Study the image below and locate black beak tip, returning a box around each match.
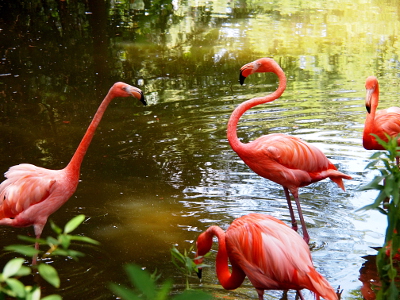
[366,105,370,114]
[196,268,202,279]
[239,73,246,85]
[140,92,147,106]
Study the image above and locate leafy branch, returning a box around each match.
[0,214,99,300]
[109,263,212,300]
[359,134,400,299]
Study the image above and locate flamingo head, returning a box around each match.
[239,57,283,85]
[194,230,214,278]
[112,82,147,106]
[365,76,378,114]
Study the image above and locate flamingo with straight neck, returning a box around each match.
[0,82,146,264]
[195,213,338,300]
[228,58,352,243]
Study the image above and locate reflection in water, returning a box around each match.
[1,0,399,299]
[359,254,380,300]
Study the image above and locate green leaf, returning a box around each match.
[38,264,60,288]
[357,190,389,212]
[69,235,100,245]
[108,283,141,300]
[50,249,70,256]
[46,236,60,247]
[5,278,26,298]
[59,234,71,249]
[387,267,397,280]
[387,280,399,299]
[50,220,62,235]
[17,235,47,245]
[64,214,85,234]
[364,158,381,170]
[125,264,156,299]
[41,295,63,300]
[384,176,394,195]
[51,248,85,260]
[369,151,385,160]
[155,279,173,300]
[358,175,385,191]
[171,247,185,265]
[2,258,25,279]
[27,285,41,300]
[4,245,39,257]
[62,249,85,258]
[13,265,31,277]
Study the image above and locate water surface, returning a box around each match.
[0,0,398,299]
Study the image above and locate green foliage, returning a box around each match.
[0,215,98,300]
[109,263,212,300]
[360,134,400,299]
[170,245,207,290]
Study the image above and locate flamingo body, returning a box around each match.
[0,165,72,233]
[228,58,352,243]
[237,133,347,194]
[363,76,400,150]
[0,82,146,263]
[195,213,338,300]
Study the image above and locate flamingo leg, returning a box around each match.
[256,289,264,300]
[284,187,298,232]
[32,224,43,265]
[32,238,39,265]
[293,194,310,244]
[296,290,305,300]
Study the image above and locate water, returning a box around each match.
[0,0,398,299]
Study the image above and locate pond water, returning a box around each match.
[1,0,399,299]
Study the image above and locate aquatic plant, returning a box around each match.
[109,263,212,300]
[360,134,400,299]
[0,214,98,300]
[170,245,209,290]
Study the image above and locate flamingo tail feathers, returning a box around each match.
[307,268,338,300]
[326,170,352,191]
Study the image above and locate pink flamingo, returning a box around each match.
[363,76,400,161]
[0,82,146,263]
[228,58,352,243]
[195,213,338,300]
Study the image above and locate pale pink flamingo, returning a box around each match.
[228,58,352,243]
[0,82,146,263]
[195,213,338,300]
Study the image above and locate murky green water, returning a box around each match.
[1,0,399,299]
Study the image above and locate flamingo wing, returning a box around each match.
[374,113,400,138]
[0,164,57,218]
[261,134,332,172]
[226,214,312,290]
[242,133,343,188]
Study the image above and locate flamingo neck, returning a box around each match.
[227,68,287,153]
[207,226,246,290]
[65,91,115,175]
[368,85,379,120]
[363,85,379,146]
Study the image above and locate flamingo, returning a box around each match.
[195,213,338,300]
[0,82,146,264]
[363,76,400,161]
[228,58,352,243]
